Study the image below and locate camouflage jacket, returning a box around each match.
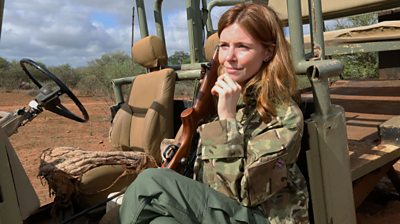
[193,95,309,222]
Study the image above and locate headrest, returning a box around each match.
[204,32,220,61]
[131,35,168,68]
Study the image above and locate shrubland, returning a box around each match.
[0,50,193,99]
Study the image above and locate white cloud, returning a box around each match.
[0,0,138,67]
[0,0,224,67]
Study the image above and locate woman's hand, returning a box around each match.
[211,73,242,120]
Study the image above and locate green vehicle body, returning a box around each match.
[1,0,399,223]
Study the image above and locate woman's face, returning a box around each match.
[218,22,269,86]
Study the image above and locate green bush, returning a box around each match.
[330,13,378,79]
[168,51,190,65]
[49,64,81,88]
[0,50,194,97]
[75,74,108,96]
[0,60,27,90]
[333,53,378,79]
[75,51,144,97]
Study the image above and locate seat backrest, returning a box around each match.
[110,35,176,164]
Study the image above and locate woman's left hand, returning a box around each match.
[211,73,242,120]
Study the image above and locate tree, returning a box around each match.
[168,51,190,65]
[0,59,28,90]
[0,57,11,70]
[76,51,145,97]
[334,13,377,29]
[330,13,378,79]
[48,64,80,88]
[89,51,132,67]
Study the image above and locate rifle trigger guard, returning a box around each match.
[200,63,210,79]
[162,144,180,163]
[201,63,211,70]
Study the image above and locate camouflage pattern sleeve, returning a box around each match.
[196,100,304,207]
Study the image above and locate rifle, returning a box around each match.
[162,49,220,173]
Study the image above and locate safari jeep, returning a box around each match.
[1,0,400,223]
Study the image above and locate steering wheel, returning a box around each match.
[20,58,89,123]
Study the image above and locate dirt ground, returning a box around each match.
[1,89,400,223]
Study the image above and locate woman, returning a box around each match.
[119,2,308,224]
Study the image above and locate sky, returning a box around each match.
[0,1,323,68]
[0,0,226,67]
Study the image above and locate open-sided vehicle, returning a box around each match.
[1,0,400,223]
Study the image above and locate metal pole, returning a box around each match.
[131,6,135,47]
[287,0,306,68]
[0,0,4,40]
[206,0,245,36]
[136,0,149,38]
[309,0,326,59]
[186,0,205,63]
[154,0,167,52]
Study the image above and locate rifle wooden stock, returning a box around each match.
[162,51,220,171]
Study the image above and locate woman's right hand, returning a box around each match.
[211,73,242,120]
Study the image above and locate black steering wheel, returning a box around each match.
[20,58,89,123]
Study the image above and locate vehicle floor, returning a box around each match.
[23,202,105,224]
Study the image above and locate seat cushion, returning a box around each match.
[77,165,135,209]
[38,147,158,211]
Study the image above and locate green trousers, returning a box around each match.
[119,168,266,224]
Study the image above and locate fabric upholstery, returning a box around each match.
[77,165,137,209]
[109,103,133,151]
[110,68,176,164]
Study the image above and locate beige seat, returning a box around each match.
[204,32,220,61]
[109,35,175,164]
[40,35,176,211]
